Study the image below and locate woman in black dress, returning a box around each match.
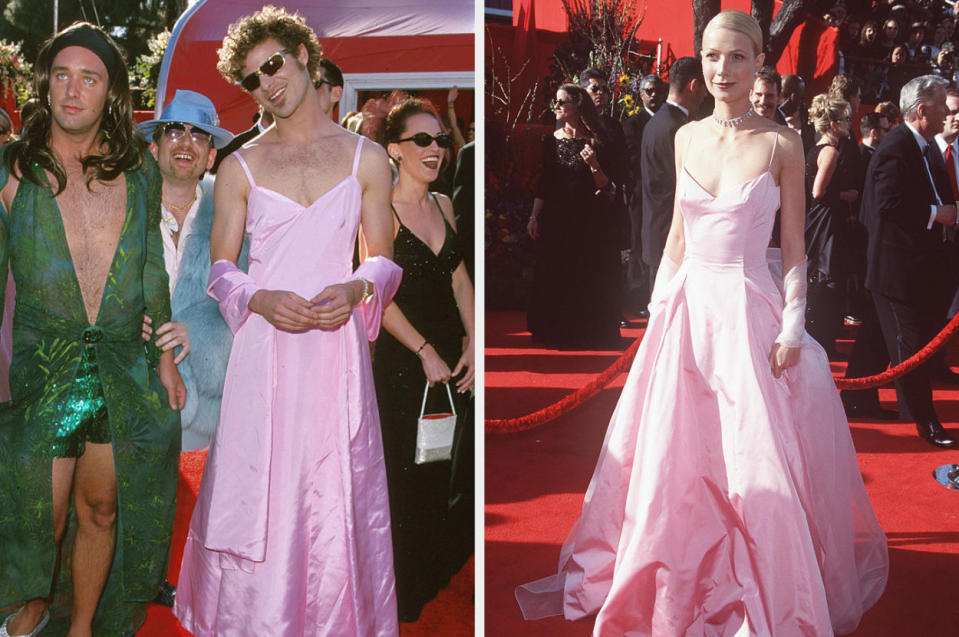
[526,84,620,349]
[805,93,859,355]
[374,98,475,622]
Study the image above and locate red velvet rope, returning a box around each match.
[485,312,959,435]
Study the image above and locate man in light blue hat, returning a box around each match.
[138,89,242,454]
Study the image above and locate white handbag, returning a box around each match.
[414,382,457,464]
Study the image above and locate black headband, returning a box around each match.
[48,24,120,81]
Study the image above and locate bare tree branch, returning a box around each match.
[692,0,721,55]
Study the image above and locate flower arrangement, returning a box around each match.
[0,40,33,106]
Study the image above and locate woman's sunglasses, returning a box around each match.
[397,132,453,149]
[240,50,289,92]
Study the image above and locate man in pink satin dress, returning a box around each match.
[173,6,402,636]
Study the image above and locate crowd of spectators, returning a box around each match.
[835,0,959,103]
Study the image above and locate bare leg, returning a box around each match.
[5,457,76,634]
[67,442,117,637]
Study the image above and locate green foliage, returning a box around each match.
[0,0,186,106]
[131,29,170,109]
[0,39,32,105]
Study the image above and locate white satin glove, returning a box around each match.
[648,253,681,310]
[775,257,807,348]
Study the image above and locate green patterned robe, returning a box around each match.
[0,151,180,636]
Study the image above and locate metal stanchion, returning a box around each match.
[932,464,959,491]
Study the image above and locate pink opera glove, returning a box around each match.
[207,259,261,333]
[648,252,681,310]
[352,256,402,341]
[776,257,808,348]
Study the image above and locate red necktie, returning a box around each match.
[947,143,959,201]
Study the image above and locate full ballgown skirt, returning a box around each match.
[516,167,888,636]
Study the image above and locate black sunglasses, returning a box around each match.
[240,50,289,92]
[162,122,213,145]
[551,98,574,109]
[397,132,453,149]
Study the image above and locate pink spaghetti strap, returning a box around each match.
[681,132,694,171]
[233,153,256,187]
[351,137,364,177]
[768,130,779,170]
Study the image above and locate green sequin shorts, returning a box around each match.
[51,340,109,458]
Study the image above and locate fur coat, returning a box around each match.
[172,176,248,450]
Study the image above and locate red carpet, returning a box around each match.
[486,311,959,636]
[137,451,474,636]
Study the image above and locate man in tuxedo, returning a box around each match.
[316,57,344,120]
[622,74,665,315]
[579,67,630,324]
[861,74,958,447]
[750,65,786,124]
[641,57,706,288]
[841,111,896,420]
[781,73,814,153]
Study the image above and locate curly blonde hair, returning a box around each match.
[809,93,850,134]
[217,5,323,85]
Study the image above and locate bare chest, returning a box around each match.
[55,173,128,323]
[252,143,353,207]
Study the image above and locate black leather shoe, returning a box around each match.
[154,581,176,607]
[619,319,630,328]
[916,420,957,448]
[843,402,900,421]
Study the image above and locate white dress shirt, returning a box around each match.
[159,184,202,294]
[904,121,943,229]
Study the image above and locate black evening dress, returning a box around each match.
[805,142,846,353]
[527,135,620,349]
[373,196,471,622]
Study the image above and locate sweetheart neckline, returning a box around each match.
[682,168,777,200]
[251,174,358,209]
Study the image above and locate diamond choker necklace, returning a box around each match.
[713,108,756,128]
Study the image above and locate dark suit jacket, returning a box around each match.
[452,141,474,281]
[640,103,687,267]
[862,123,950,302]
[212,124,261,174]
[622,107,654,204]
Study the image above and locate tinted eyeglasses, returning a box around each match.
[162,122,213,145]
[587,84,608,94]
[551,98,574,109]
[397,132,453,149]
[240,50,289,92]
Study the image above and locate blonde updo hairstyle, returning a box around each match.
[809,93,850,134]
[703,10,764,57]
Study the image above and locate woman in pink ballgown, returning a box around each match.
[516,10,888,636]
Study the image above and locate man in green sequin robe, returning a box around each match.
[0,23,185,637]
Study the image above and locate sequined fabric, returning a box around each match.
[50,327,109,458]
[373,197,470,620]
[0,151,180,637]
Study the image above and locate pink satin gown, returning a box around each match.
[174,137,401,636]
[516,142,889,636]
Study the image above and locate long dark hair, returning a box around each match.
[557,83,608,149]
[5,22,144,195]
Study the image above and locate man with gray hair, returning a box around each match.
[861,74,958,447]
